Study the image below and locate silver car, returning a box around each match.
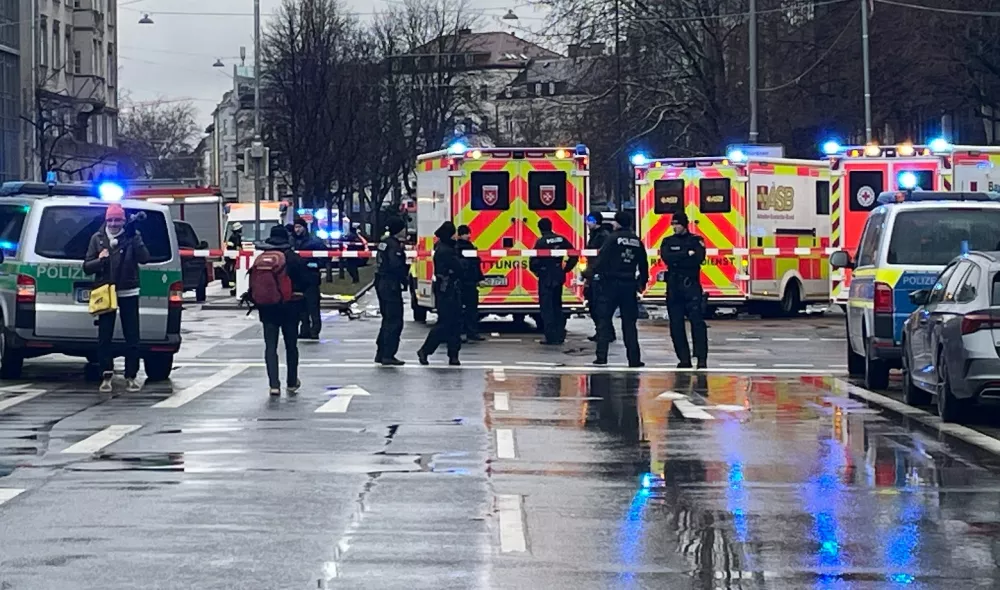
[902,251,1000,422]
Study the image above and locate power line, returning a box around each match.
[759,8,859,92]
[873,0,1000,17]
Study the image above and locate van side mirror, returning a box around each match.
[829,250,854,269]
[197,240,209,250]
[909,289,930,306]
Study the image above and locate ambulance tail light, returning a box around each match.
[961,310,1000,335]
[874,282,893,314]
[168,281,184,308]
[15,274,35,303]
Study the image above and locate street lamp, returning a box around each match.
[213,58,225,68]
[138,13,154,24]
[502,9,518,20]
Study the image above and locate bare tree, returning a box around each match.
[117,97,200,179]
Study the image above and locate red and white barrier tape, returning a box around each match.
[180,247,839,259]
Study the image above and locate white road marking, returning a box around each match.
[497,494,527,553]
[772,337,809,342]
[821,337,847,342]
[656,390,687,401]
[0,488,25,506]
[775,363,815,368]
[718,362,758,368]
[494,392,510,411]
[174,341,218,359]
[491,338,523,342]
[708,404,747,412]
[674,400,715,420]
[516,361,559,367]
[493,368,506,381]
[61,424,143,454]
[315,385,371,414]
[828,364,848,369]
[173,361,836,374]
[0,384,48,412]
[496,429,516,459]
[726,337,761,342]
[152,364,250,408]
[345,359,373,364]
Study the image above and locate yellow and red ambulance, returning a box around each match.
[413,144,590,322]
[634,153,831,315]
[821,141,949,306]
[947,144,1000,192]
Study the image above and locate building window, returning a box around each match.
[40,16,48,67]
[548,82,555,95]
[66,30,72,71]
[53,22,61,69]
[534,82,541,95]
[73,50,81,73]
[107,43,115,86]
[73,0,80,7]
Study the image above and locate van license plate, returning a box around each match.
[483,276,507,287]
[75,288,90,303]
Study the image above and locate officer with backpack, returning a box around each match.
[374,217,409,366]
[417,221,463,366]
[246,225,309,396]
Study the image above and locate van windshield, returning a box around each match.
[35,206,172,262]
[226,220,275,243]
[887,208,1000,266]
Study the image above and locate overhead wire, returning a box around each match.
[872,0,1000,17]
[759,8,859,92]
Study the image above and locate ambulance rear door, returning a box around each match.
[637,165,684,300]
[686,163,748,302]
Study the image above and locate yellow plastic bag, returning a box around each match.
[88,283,118,315]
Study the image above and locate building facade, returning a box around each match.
[21,0,119,181]
[0,0,19,182]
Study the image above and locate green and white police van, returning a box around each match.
[0,181,183,381]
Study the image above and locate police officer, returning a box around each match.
[584,211,613,342]
[587,211,647,367]
[374,217,409,366]
[660,211,708,369]
[417,222,464,366]
[529,218,578,345]
[291,217,326,339]
[455,224,485,342]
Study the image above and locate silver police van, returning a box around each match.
[0,182,183,380]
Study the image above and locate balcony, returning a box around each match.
[72,74,106,104]
[72,9,105,31]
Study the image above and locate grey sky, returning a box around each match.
[117,0,546,129]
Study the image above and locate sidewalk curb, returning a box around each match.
[200,281,374,312]
[834,378,1000,457]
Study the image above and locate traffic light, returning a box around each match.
[236,150,245,174]
[241,146,270,179]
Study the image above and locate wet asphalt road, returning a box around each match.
[1,293,1000,588]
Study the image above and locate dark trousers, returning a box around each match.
[595,281,641,366]
[420,294,462,359]
[375,280,404,360]
[461,283,480,336]
[263,314,299,389]
[299,283,322,338]
[586,283,615,339]
[667,289,708,364]
[97,295,141,379]
[345,261,360,283]
[538,281,565,343]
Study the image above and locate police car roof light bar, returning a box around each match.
[876,190,998,205]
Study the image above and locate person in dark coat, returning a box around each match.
[660,211,708,369]
[291,217,326,339]
[374,217,410,366]
[455,224,485,342]
[83,204,151,393]
[529,218,578,345]
[255,225,310,396]
[417,222,463,365]
[584,211,613,342]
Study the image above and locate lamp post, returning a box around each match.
[252,0,264,239]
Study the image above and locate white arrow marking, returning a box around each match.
[494,392,510,411]
[0,383,48,412]
[61,424,143,454]
[315,385,370,413]
[0,488,25,506]
[153,364,249,408]
[674,400,715,420]
[656,390,687,401]
[496,429,517,458]
[497,494,527,552]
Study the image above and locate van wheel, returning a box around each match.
[0,327,23,380]
[846,318,865,375]
[144,353,174,382]
[779,281,802,316]
[937,350,970,423]
[864,336,890,390]
[901,342,931,405]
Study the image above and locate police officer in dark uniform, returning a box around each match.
[529,218,578,345]
[374,217,409,366]
[455,224,485,342]
[660,211,708,369]
[584,211,613,342]
[291,217,327,339]
[587,211,648,367]
[417,221,463,366]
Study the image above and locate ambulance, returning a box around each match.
[820,140,949,306]
[413,144,590,323]
[633,152,831,316]
[945,144,1000,192]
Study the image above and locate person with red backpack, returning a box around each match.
[247,225,309,396]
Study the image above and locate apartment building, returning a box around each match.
[21,0,119,181]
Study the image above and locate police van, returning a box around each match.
[0,181,183,380]
[830,190,1000,390]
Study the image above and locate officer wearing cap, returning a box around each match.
[660,211,708,369]
[529,218,578,345]
[586,211,647,367]
[374,217,410,366]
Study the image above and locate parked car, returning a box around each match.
[901,251,1000,422]
[174,220,212,302]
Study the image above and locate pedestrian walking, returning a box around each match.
[84,204,151,393]
[417,222,463,366]
[291,217,326,339]
[247,225,309,396]
[584,211,613,342]
[660,212,708,369]
[456,224,485,342]
[374,217,410,366]
[586,211,647,367]
[529,218,578,345]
